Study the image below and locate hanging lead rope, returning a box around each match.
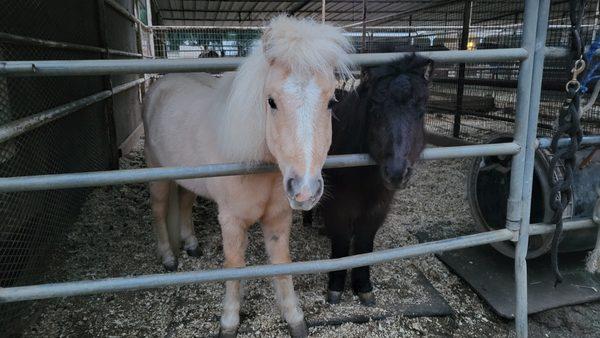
[548,0,586,285]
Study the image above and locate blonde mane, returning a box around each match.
[216,16,354,163]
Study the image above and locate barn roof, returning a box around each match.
[150,0,526,27]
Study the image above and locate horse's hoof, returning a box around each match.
[218,327,238,338]
[288,320,308,338]
[357,291,376,307]
[186,246,202,258]
[326,290,343,304]
[162,257,178,272]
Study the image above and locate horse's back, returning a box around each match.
[144,73,221,107]
[145,73,208,107]
[143,73,232,167]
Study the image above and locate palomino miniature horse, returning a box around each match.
[143,16,352,337]
[303,55,432,306]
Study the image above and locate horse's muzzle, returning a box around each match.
[285,174,324,210]
[382,166,413,190]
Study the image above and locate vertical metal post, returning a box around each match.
[133,1,147,97]
[145,0,155,57]
[361,0,368,53]
[453,0,472,138]
[592,0,600,41]
[514,1,551,336]
[133,1,143,57]
[96,0,120,169]
[322,0,326,23]
[408,15,413,45]
[505,0,540,233]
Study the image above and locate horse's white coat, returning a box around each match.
[282,75,321,179]
[142,15,353,334]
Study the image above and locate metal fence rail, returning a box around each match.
[0,32,142,58]
[0,143,520,192]
[1,0,600,337]
[0,48,531,77]
[0,77,149,143]
[0,218,595,304]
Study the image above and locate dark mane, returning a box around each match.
[329,87,369,154]
[368,53,433,80]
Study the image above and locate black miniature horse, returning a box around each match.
[303,54,432,305]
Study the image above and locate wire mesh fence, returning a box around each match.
[149,1,600,143]
[0,0,144,335]
[152,26,261,58]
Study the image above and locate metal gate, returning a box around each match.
[1,1,600,337]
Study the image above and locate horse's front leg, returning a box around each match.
[261,209,307,338]
[350,212,386,306]
[218,212,249,338]
[324,211,352,304]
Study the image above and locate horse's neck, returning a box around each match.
[215,51,270,163]
[331,88,370,154]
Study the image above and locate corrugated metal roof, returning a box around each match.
[151,1,527,27]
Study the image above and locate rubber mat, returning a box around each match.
[416,236,600,319]
[307,271,453,328]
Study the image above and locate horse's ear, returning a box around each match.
[423,60,434,82]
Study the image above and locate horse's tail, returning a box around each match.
[166,181,181,255]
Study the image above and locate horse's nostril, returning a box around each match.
[384,165,392,178]
[286,177,295,193]
[316,179,324,196]
[385,165,400,180]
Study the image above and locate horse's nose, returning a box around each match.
[384,166,401,183]
[384,159,410,185]
[285,174,323,207]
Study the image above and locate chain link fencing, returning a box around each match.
[0,0,145,334]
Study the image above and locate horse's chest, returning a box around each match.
[326,168,393,216]
[211,173,286,222]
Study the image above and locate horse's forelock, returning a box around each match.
[366,54,433,83]
[262,15,354,80]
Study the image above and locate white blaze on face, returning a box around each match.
[282,75,321,177]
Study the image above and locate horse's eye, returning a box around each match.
[268,97,277,110]
[327,98,337,110]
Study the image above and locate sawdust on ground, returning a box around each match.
[21,139,599,337]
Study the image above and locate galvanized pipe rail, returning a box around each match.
[514,1,551,334]
[0,32,143,58]
[0,218,595,304]
[0,229,518,303]
[2,47,592,78]
[0,77,149,143]
[0,49,530,77]
[0,143,520,192]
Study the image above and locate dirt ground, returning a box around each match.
[21,138,600,337]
